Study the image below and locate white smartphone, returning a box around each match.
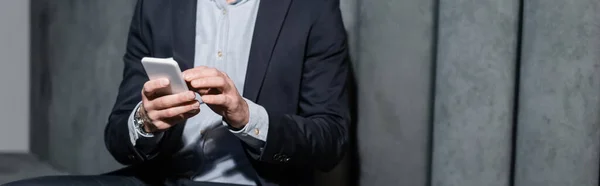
[141,57,189,94]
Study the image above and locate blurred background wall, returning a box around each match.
[0,0,595,185]
[0,0,30,153]
[30,0,133,174]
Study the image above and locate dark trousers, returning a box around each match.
[3,176,246,186]
[3,166,248,186]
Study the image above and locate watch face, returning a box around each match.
[137,116,146,126]
[135,108,145,123]
[135,118,149,134]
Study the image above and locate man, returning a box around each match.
[7,0,349,185]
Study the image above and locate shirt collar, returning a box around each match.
[211,0,248,6]
[230,0,245,5]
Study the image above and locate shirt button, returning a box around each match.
[217,51,223,57]
[222,9,227,15]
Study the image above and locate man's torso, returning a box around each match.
[135,0,328,185]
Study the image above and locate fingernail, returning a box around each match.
[192,102,200,109]
[183,72,191,80]
[160,79,169,86]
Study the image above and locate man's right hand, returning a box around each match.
[140,78,201,133]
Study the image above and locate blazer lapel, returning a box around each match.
[243,0,292,102]
[171,0,197,70]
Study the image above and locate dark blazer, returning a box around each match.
[104,0,350,185]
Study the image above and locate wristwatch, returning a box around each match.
[134,105,154,137]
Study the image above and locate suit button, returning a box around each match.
[253,128,260,135]
[283,157,290,162]
[273,154,281,161]
[127,155,135,160]
[277,154,289,162]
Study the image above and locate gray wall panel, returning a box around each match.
[30,0,50,162]
[431,0,520,186]
[514,0,600,185]
[31,0,136,174]
[356,0,435,185]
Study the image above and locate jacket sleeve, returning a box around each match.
[104,0,166,165]
[252,0,351,172]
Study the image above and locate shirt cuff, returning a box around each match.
[224,98,268,149]
[128,102,164,146]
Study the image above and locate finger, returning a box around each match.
[196,88,211,95]
[148,101,201,119]
[162,107,201,124]
[146,91,197,111]
[182,66,208,78]
[219,71,233,82]
[143,78,170,99]
[183,67,222,81]
[201,94,229,106]
[182,108,201,118]
[146,102,200,132]
[190,77,228,91]
[150,120,173,131]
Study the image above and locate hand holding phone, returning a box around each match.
[138,57,201,132]
[141,57,189,94]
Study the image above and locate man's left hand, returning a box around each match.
[182,67,249,129]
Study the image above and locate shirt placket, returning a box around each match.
[214,3,229,70]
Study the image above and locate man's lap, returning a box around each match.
[4,175,252,186]
[3,164,251,186]
[3,165,154,185]
[3,175,147,186]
